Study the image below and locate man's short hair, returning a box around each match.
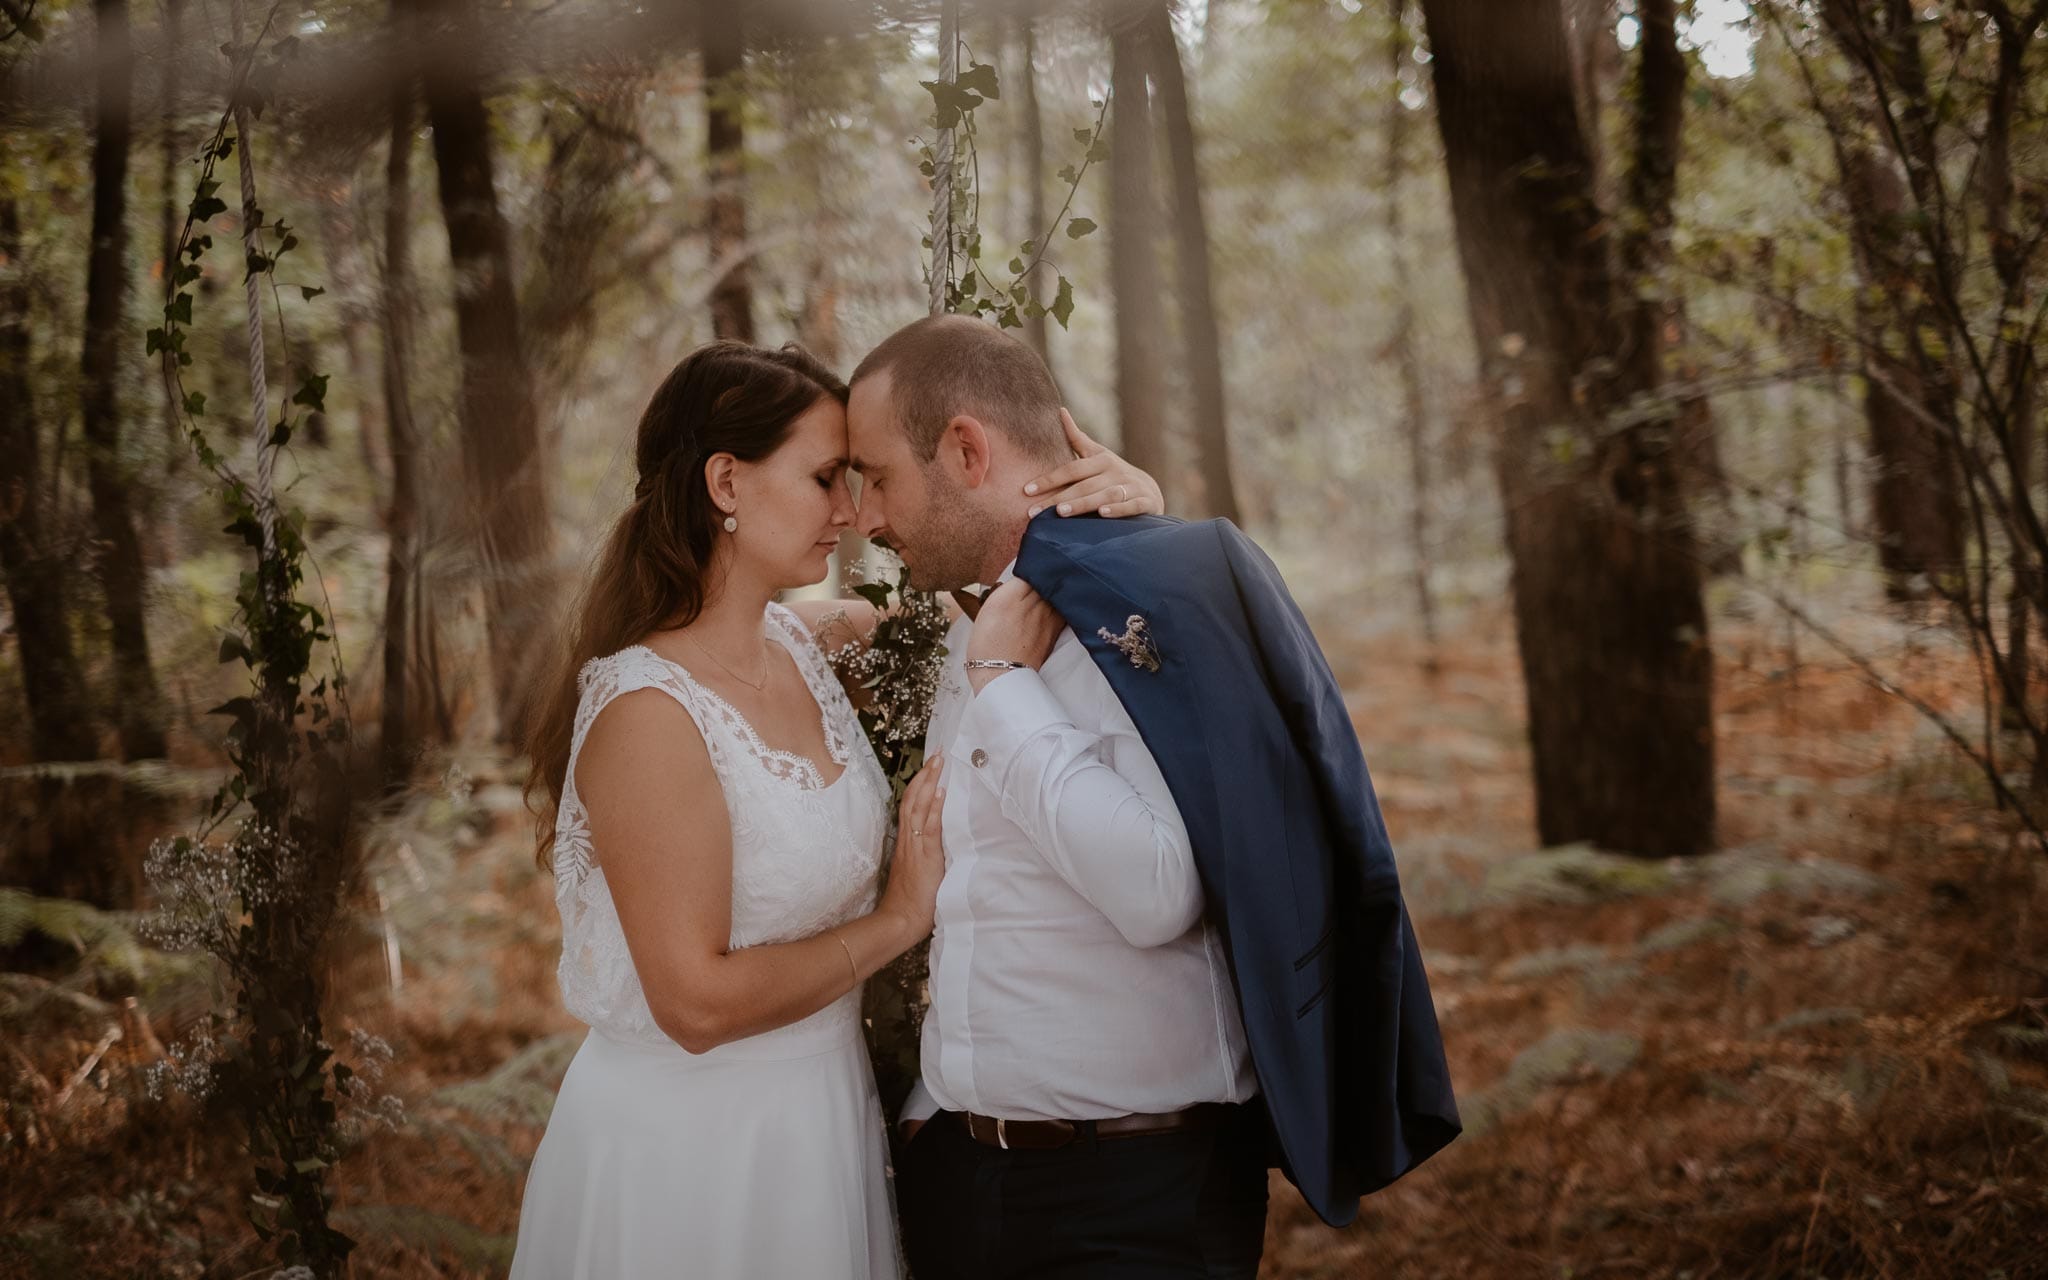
[850,314,1067,464]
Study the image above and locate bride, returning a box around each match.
[510,340,1161,1277]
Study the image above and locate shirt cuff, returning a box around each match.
[956,667,1075,790]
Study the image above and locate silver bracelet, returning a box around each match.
[964,659,1032,672]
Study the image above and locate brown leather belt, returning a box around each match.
[960,1103,1222,1151]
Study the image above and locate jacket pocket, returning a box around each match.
[1293,922,1335,1018]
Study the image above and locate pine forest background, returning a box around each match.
[3,0,2048,1276]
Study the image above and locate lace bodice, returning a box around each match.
[552,603,891,1047]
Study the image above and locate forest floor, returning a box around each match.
[3,589,2047,1279]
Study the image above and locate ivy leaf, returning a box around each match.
[166,293,193,324]
[291,374,329,413]
[270,420,294,448]
[300,285,324,301]
[1019,239,1037,257]
[957,61,1000,101]
[190,195,228,223]
[1065,217,1097,239]
[919,77,984,129]
[184,391,207,417]
[1073,127,1094,143]
[207,696,260,734]
[146,328,167,356]
[1085,138,1110,164]
[1008,256,1025,275]
[1055,165,1078,186]
[1050,276,1076,328]
[853,582,892,611]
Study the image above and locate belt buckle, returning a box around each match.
[995,1117,1009,1150]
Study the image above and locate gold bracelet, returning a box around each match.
[832,929,858,988]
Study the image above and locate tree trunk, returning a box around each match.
[1981,0,2046,727]
[1418,0,1716,857]
[81,0,169,761]
[1106,4,1169,482]
[704,11,754,342]
[1383,0,1439,654]
[1017,13,1052,370]
[416,0,556,740]
[1618,0,1732,566]
[313,192,383,474]
[379,0,425,782]
[1142,2,1239,523]
[790,84,839,366]
[1822,0,1966,599]
[1565,0,1617,195]
[1,196,98,763]
[526,79,645,428]
[157,0,183,447]
[1839,144,1965,598]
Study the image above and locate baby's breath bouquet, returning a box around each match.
[819,564,952,1119]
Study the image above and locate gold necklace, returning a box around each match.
[683,629,771,692]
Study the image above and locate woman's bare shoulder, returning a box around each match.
[574,684,716,801]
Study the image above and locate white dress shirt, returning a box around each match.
[903,566,1256,1124]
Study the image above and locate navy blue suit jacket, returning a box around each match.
[1014,511,1460,1226]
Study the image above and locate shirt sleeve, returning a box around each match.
[952,662,1203,948]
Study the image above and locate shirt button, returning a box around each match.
[971,749,989,769]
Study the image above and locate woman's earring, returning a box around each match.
[723,514,738,533]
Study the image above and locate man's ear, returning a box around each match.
[942,414,995,490]
[703,453,740,516]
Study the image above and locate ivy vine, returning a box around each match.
[141,20,363,1276]
[917,51,1107,330]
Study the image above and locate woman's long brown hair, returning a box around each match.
[523,341,848,868]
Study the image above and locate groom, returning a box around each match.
[847,316,1459,1278]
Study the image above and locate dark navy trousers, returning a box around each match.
[896,1105,1270,1280]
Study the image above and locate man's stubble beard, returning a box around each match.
[899,470,1011,593]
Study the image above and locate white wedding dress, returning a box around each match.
[509,604,901,1279]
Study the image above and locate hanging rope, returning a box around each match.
[928,0,958,316]
[230,0,275,558]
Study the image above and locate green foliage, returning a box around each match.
[428,1032,581,1128]
[329,1207,515,1273]
[919,57,1108,332]
[0,889,156,992]
[138,32,359,1279]
[1459,1028,1642,1136]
